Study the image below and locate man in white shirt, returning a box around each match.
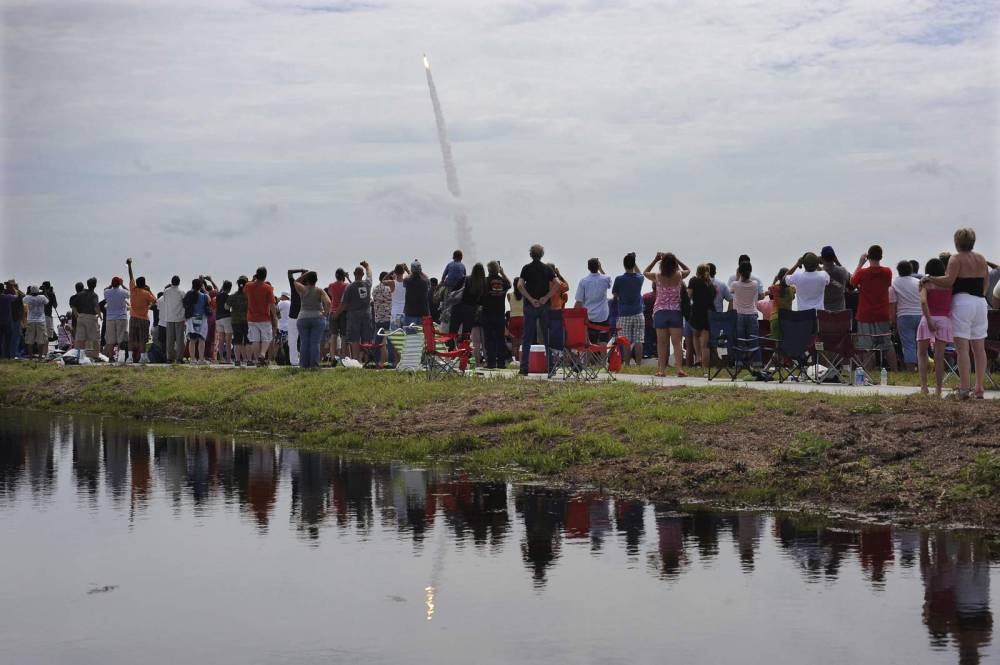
[889,260,922,370]
[23,286,49,359]
[785,252,830,312]
[574,258,613,342]
[103,276,129,361]
[160,275,186,362]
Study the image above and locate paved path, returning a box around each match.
[79,360,1000,399]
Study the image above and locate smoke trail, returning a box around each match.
[423,55,476,258]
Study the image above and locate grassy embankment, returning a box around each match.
[1,363,998,527]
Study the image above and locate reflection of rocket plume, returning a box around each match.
[423,54,476,259]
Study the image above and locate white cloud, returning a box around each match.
[2,0,997,294]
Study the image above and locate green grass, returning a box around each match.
[469,410,535,426]
[781,432,832,466]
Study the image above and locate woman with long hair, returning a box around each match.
[450,262,486,354]
[644,252,690,377]
[226,276,250,366]
[687,263,717,372]
[923,228,990,399]
[507,277,525,363]
[916,258,952,396]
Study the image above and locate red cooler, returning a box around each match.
[528,344,548,374]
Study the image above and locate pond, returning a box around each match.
[0,409,996,664]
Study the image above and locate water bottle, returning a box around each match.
[880,367,888,386]
[717,332,728,357]
[854,366,864,386]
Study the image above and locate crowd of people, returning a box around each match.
[1,227,997,398]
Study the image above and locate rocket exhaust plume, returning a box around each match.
[423,54,475,258]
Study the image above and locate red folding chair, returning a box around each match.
[552,308,614,380]
[815,310,855,383]
[984,309,1000,389]
[421,316,469,377]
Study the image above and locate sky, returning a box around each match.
[2,0,998,297]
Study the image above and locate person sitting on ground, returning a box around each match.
[292,270,331,369]
[785,252,830,313]
[336,262,373,362]
[851,245,898,372]
[517,244,560,376]
[820,246,851,312]
[245,266,277,367]
[890,260,922,371]
[22,286,49,360]
[72,277,101,360]
[56,314,73,352]
[613,252,645,366]
[767,268,795,340]
[576,257,613,343]
[226,276,250,366]
[103,275,129,362]
[922,228,990,399]
[183,278,210,364]
[327,268,349,360]
[644,252,690,377]
[371,271,393,367]
[482,261,511,369]
[687,264,717,372]
[441,249,467,292]
[214,280,234,364]
[729,261,761,368]
[916,258,952,396]
[126,258,157,363]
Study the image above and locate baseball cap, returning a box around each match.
[820,246,836,260]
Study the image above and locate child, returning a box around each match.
[916,258,952,396]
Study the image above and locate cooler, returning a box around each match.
[528,344,548,374]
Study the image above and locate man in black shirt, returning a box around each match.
[40,281,57,340]
[403,260,431,327]
[72,277,101,358]
[517,244,559,375]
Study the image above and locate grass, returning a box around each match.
[1,362,999,527]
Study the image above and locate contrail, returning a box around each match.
[423,54,476,259]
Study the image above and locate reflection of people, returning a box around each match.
[920,533,993,664]
[859,526,895,586]
[615,499,645,556]
[516,487,566,587]
[651,506,687,580]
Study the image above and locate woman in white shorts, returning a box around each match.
[923,228,990,399]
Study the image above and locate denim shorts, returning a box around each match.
[653,309,683,329]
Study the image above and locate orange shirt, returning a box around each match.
[550,278,569,310]
[129,286,157,320]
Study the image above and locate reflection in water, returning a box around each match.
[0,410,996,663]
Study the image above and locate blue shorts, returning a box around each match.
[653,309,683,329]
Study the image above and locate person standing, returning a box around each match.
[245,267,277,367]
[72,277,101,360]
[687,264,717,371]
[126,258,157,363]
[441,250,466,291]
[226,276,250,366]
[285,270,303,366]
[103,276,129,362]
[0,283,16,359]
[276,292,291,361]
[729,262,762,367]
[547,264,570,353]
[161,276,186,362]
[482,261,511,369]
[727,255,764,300]
[916,258,952,396]
[785,252,830,313]
[183,278,210,364]
[890,260,923,371]
[388,263,408,329]
[327,268,349,360]
[214,280,234,364]
[575,258,613,343]
[40,281,57,341]
[923,228,990,399]
[708,263,731,314]
[292,271,331,369]
[851,245,898,371]
[371,271,393,367]
[402,261,431,327]
[644,253,690,377]
[22,286,49,359]
[613,252,645,366]
[337,262,373,362]
[518,244,559,376]
[507,279,525,364]
[819,246,851,312]
[449,262,485,350]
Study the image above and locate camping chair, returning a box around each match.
[421,316,470,377]
[391,324,424,372]
[984,310,1000,389]
[815,310,855,383]
[852,319,894,376]
[552,308,612,381]
[359,332,387,368]
[763,309,817,383]
[706,311,758,381]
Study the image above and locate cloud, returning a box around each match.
[907,159,957,178]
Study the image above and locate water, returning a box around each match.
[0,409,996,665]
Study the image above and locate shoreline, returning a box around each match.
[1,363,998,529]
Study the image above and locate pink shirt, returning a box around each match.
[653,281,682,313]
